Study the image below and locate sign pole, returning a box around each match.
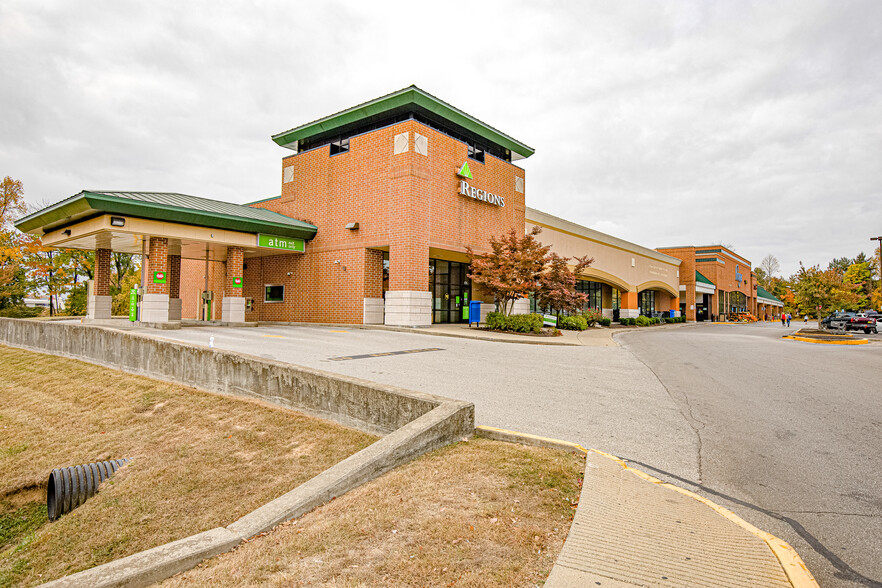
[872,236,882,311]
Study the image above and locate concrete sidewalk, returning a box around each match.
[360,322,619,346]
[546,450,816,587]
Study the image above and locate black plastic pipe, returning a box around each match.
[47,458,131,521]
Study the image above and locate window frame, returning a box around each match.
[264,284,285,303]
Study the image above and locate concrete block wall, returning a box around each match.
[363,297,384,324]
[384,291,431,327]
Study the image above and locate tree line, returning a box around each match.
[0,177,140,317]
[755,251,881,318]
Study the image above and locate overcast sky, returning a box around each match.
[2,1,880,276]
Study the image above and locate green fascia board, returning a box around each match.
[272,85,535,159]
[756,286,782,303]
[15,191,317,241]
[695,271,715,286]
[245,195,281,205]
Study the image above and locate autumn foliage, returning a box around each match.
[466,226,593,316]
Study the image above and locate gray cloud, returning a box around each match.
[2,0,880,276]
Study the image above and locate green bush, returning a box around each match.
[600,317,611,327]
[636,315,652,327]
[559,315,588,331]
[485,312,544,334]
[0,306,44,318]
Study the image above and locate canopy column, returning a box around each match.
[142,237,170,323]
[168,254,182,321]
[221,246,245,323]
[670,296,681,318]
[87,248,113,319]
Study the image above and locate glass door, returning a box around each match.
[430,259,472,324]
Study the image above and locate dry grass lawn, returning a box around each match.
[0,345,377,587]
[163,438,585,587]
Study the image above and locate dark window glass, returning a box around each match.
[639,290,655,316]
[468,143,485,163]
[576,280,602,310]
[330,137,350,155]
[265,285,284,302]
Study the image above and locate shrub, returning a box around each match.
[582,309,603,327]
[0,306,44,318]
[619,317,635,326]
[559,315,588,331]
[600,317,611,327]
[636,315,652,327]
[485,312,543,334]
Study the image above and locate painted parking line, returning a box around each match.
[328,330,349,333]
[328,347,444,361]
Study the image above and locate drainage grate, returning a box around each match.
[328,348,444,361]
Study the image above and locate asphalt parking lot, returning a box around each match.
[141,321,880,587]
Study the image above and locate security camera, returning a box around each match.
[334,260,341,264]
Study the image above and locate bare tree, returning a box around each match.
[760,254,780,281]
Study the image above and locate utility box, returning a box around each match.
[468,300,482,327]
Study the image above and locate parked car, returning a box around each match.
[846,311,878,334]
[823,311,856,330]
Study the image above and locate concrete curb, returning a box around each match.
[257,321,581,346]
[783,335,869,345]
[476,426,818,588]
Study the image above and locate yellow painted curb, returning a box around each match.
[478,426,818,588]
[783,335,868,345]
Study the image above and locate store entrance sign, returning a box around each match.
[257,234,305,252]
[458,180,504,207]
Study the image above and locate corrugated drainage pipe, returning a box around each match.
[47,459,131,521]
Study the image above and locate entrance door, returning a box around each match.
[430,259,472,324]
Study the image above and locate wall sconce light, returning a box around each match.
[345,222,359,230]
[62,229,72,236]
[110,216,126,227]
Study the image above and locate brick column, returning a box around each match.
[87,248,113,319]
[221,246,245,323]
[670,296,681,318]
[363,248,385,324]
[141,237,170,323]
[168,254,182,321]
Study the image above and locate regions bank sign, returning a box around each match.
[456,162,504,207]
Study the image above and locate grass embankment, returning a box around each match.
[164,438,584,587]
[0,345,377,587]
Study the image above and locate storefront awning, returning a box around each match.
[695,271,715,294]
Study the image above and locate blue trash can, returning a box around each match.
[469,300,483,327]
[669,310,676,318]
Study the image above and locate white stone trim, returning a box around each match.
[221,297,246,323]
[696,284,716,295]
[619,308,640,319]
[602,308,614,319]
[86,295,112,319]
[510,298,531,315]
[363,297,385,324]
[384,291,432,327]
[140,293,169,323]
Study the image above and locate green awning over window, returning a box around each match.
[696,271,715,286]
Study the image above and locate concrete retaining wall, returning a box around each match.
[1,318,474,587]
[0,318,449,435]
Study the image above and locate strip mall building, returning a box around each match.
[16,86,781,326]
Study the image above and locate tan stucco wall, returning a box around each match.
[525,208,680,296]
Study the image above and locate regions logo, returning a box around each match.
[456,161,473,179]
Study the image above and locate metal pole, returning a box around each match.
[204,245,210,320]
[139,237,148,321]
[872,236,882,311]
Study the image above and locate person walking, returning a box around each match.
[804,314,808,325]
[786,312,791,327]
[781,313,786,326]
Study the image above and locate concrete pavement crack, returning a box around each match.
[624,344,706,484]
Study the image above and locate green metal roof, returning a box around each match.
[272,85,535,159]
[695,271,715,286]
[15,191,317,241]
[756,286,782,303]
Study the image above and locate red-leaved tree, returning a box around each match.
[535,252,594,315]
[466,226,550,316]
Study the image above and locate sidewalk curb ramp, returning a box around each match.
[0,318,473,588]
[476,426,818,588]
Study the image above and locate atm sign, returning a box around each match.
[257,234,305,252]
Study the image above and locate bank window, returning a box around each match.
[330,137,350,156]
[612,288,621,310]
[265,284,284,303]
[575,280,602,310]
[468,143,485,163]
